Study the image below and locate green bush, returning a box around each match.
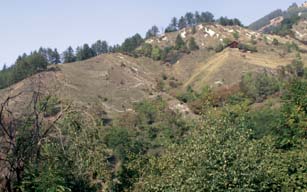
[133,109,280,191]
[247,108,281,139]
[138,43,153,57]
[222,38,232,46]
[177,86,199,103]
[240,72,280,102]
[272,38,279,46]
[151,46,162,60]
[238,43,257,52]
[188,37,199,51]
[175,34,186,50]
[275,79,307,149]
[232,30,239,40]
[215,43,225,52]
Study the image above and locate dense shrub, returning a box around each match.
[240,72,280,102]
[151,46,162,60]
[215,43,225,52]
[238,43,257,52]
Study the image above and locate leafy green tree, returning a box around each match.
[233,31,240,40]
[133,108,279,191]
[120,34,144,53]
[139,43,153,57]
[240,72,280,102]
[151,46,162,60]
[273,79,307,149]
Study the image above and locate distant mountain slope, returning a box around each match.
[1,22,307,117]
[249,9,283,31]
[249,3,307,33]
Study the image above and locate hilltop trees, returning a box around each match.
[0,51,49,89]
[38,47,61,64]
[63,46,76,63]
[76,44,95,61]
[200,11,215,22]
[146,25,160,39]
[63,40,110,63]
[120,33,144,53]
[91,40,109,55]
[178,16,187,30]
[165,11,215,33]
[51,49,61,64]
[165,17,178,32]
[218,17,243,26]
[185,12,195,26]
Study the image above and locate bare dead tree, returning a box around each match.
[0,85,67,192]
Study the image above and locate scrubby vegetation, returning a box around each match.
[2,3,307,191]
[2,50,307,191]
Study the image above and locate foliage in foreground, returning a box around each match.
[133,87,307,191]
[3,70,307,191]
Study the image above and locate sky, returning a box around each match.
[0,0,305,67]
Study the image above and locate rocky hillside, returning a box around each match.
[293,19,307,43]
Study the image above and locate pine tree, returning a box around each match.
[175,34,186,50]
[63,46,76,63]
[52,49,61,64]
[188,37,199,51]
[120,34,143,53]
[165,17,178,33]
[91,40,109,56]
[178,16,187,30]
[171,17,178,29]
[76,44,95,61]
[201,12,215,23]
[195,11,202,24]
[146,25,160,39]
[185,12,195,26]
[2,64,7,71]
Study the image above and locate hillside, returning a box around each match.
[1,22,307,116]
[2,4,307,191]
[0,53,164,117]
[248,2,307,33]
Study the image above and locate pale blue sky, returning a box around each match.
[0,0,305,67]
